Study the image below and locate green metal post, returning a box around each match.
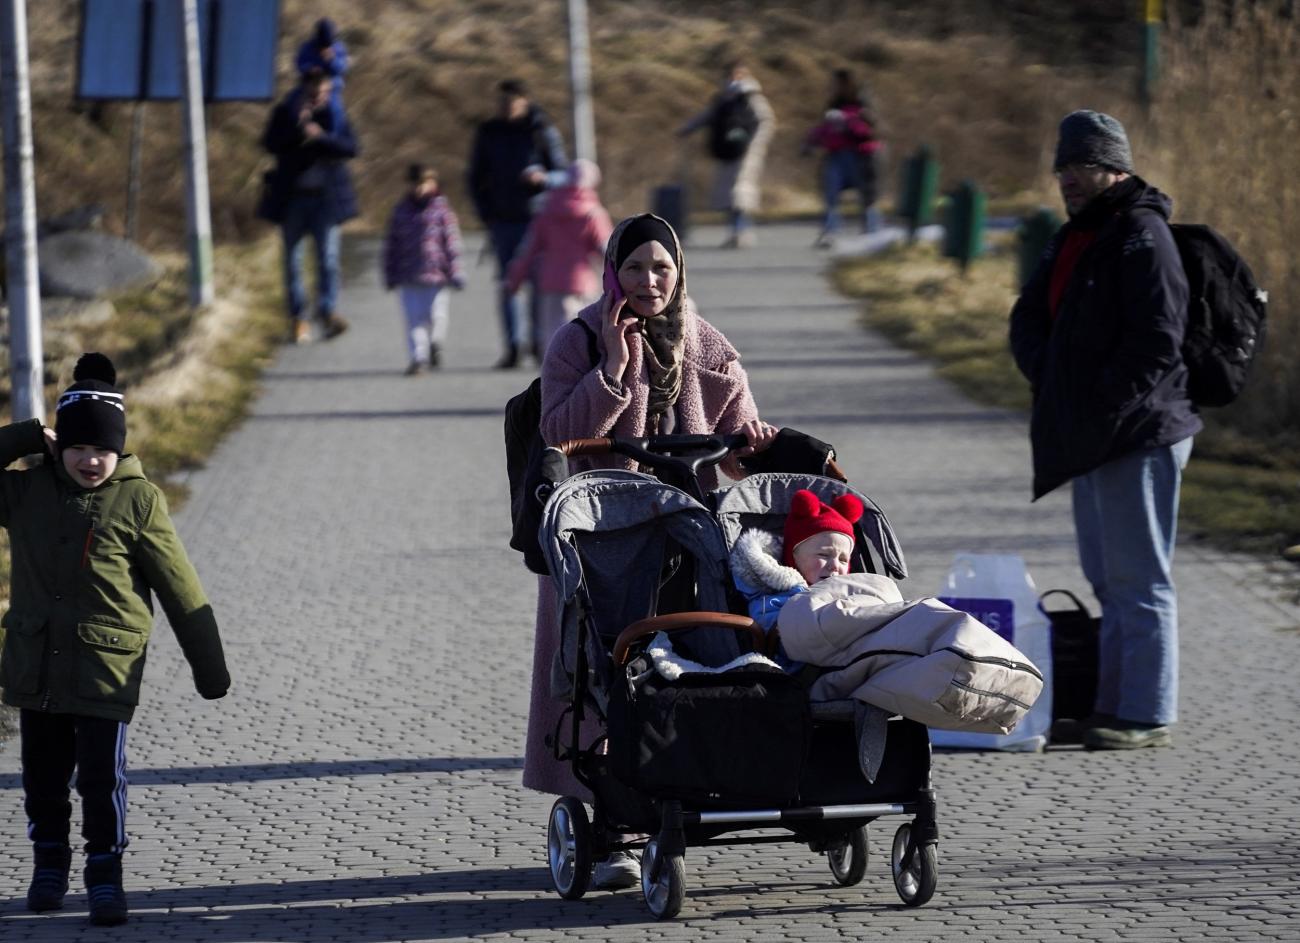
[898,145,939,242]
[942,180,986,273]
[1139,0,1162,106]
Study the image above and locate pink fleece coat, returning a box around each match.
[504,187,612,296]
[522,296,761,797]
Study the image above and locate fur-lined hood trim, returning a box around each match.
[730,528,806,594]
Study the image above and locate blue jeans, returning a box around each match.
[489,221,530,349]
[822,150,871,234]
[1071,437,1193,726]
[280,193,341,322]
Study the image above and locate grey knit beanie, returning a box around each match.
[1054,110,1133,173]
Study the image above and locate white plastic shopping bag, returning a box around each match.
[932,553,1052,752]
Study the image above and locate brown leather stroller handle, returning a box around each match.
[613,612,767,665]
[554,438,614,457]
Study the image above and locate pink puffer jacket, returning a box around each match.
[505,187,612,296]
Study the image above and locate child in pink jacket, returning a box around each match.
[506,159,612,358]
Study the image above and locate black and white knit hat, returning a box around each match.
[55,353,126,454]
[1054,110,1134,174]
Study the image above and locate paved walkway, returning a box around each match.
[3,223,1299,941]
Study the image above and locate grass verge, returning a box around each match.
[0,239,284,746]
[832,239,1300,557]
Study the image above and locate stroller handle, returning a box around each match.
[613,611,768,665]
[553,434,749,460]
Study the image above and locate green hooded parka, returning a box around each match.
[0,419,229,722]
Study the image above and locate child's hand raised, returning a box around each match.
[42,426,57,458]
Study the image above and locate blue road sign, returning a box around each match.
[77,0,281,102]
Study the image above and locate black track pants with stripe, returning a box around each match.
[20,710,129,856]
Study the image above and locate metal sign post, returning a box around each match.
[1,0,44,421]
[566,0,596,163]
[178,0,213,308]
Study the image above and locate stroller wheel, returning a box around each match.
[827,825,869,886]
[547,797,593,900]
[890,822,937,906]
[640,838,685,919]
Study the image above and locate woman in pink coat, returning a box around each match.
[524,213,777,887]
[505,159,613,358]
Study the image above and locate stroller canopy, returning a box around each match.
[540,470,739,656]
[714,473,908,581]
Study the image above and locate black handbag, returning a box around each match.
[1040,589,1100,722]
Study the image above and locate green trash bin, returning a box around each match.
[942,180,986,272]
[1017,207,1063,286]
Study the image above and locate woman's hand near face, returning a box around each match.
[42,426,57,458]
[600,290,640,383]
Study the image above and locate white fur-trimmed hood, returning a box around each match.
[729,528,806,594]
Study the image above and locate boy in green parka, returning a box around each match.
[0,353,230,926]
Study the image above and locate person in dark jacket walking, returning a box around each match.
[1009,110,1200,750]
[0,354,231,926]
[467,78,567,369]
[259,68,359,344]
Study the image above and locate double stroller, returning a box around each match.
[535,432,938,919]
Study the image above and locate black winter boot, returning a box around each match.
[26,842,72,912]
[85,853,128,926]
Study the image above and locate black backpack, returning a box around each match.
[504,319,598,575]
[1169,223,1268,408]
[709,93,759,161]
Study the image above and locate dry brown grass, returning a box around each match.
[1138,3,1299,452]
[22,0,1139,247]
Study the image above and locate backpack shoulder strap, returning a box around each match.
[573,316,599,366]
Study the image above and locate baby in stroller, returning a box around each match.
[732,488,901,669]
[727,486,1042,735]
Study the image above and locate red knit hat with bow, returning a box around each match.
[782,489,864,566]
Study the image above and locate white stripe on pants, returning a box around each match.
[398,284,449,364]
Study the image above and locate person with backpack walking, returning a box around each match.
[1009,110,1200,750]
[467,78,568,369]
[803,68,883,247]
[677,61,775,248]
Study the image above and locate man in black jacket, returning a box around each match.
[467,79,567,369]
[259,69,359,344]
[1010,110,1200,750]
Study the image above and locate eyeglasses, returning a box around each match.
[1054,162,1105,178]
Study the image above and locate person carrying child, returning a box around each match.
[504,158,612,359]
[731,489,1043,733]
[382,164,465,374]
[0,353,231,926]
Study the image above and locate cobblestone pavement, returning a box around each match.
[3,223,1299,941]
